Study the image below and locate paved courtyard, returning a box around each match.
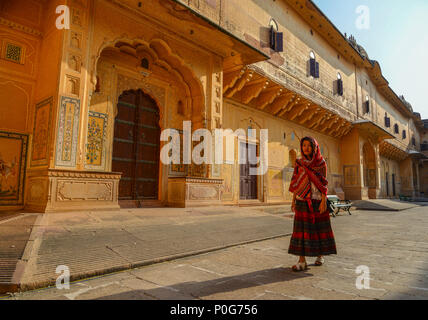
[3,202,428,300]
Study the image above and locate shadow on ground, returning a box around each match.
[96,267,314,300]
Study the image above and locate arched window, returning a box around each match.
[309,51,319,78]
[384,113,391,128]
[364,95,370,114]
[336,72,343,96]
[394,124,399,134]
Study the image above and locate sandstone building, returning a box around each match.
[0,0,426,213]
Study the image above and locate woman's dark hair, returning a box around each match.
[301,137,315,160]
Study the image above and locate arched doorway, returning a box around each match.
[112,89,161,203]
[363,142,377,199]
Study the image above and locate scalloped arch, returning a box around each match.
[93,37,205,127]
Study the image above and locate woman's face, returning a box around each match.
[302,140,313,158]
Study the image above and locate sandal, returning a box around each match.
[292,261,308,272]
[314,257,325,266]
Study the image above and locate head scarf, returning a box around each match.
[289,136,328,213]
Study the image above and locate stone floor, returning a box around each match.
[2,202,428,300]
[2,205,295,293]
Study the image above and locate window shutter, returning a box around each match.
[270,27,283,52]
[275,32,283,52]
[310,58,316,77]
[385,117,390,128]
[337,79,343,96]
[315,61,320,78]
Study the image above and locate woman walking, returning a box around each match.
[288,136,337,271]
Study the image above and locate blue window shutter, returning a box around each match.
[310,58,316,77]
[385,117,391,128]
[269,26,275,50]
[275,32,283,52]
[315,61,320,78]
[337,79,343,96]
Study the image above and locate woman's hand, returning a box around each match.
[291,200,296,213]
[320,194,327,213]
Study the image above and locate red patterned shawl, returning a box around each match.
[289,137,328,213]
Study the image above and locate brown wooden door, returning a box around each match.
[112,90,160,201]
[239,142,258,200]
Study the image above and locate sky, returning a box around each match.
[313,0,428,120]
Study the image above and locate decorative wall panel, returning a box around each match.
[0,131,28,206]
[55,96,81,167]
[268,168,283,198]
[31,97,53,167]
[168,130,188,176]
[344,165,359,186]
[85,111,108,168]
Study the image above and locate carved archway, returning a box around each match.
[92,37,205,128]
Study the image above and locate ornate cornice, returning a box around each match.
[0,18,43,38]
[169,176,224,184]
[47,169,122,180]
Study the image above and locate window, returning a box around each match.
[364,96,370,114]
[141,58,149,69]
[309,51,319,78]
[394,124,399,134]
[269,19,283,52]
[402,130,407,140]
[4,43,24,64]
[384,113,391,128]
[336,73,343,96]
[412,136,416,146]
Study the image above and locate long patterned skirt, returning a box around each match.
[288,199,337,257]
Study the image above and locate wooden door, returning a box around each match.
[112,90,160,201]
[239,142,258,200]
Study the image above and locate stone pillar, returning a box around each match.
[399,157,414,197]
[167,57,224,207]
[26,0,120,212]
[340,128,363,200]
